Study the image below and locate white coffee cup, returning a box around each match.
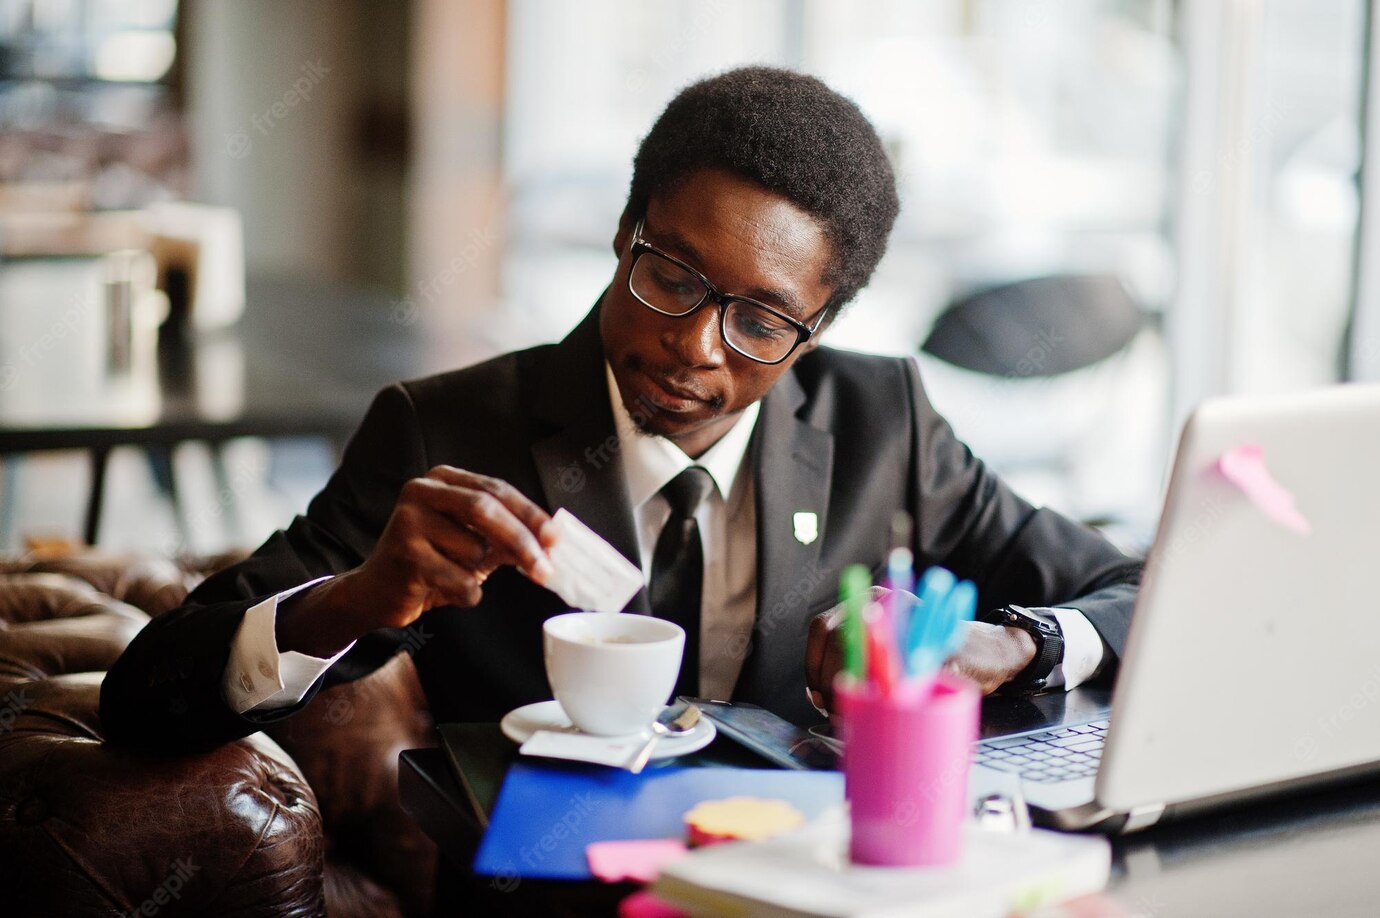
[542,611,685,736]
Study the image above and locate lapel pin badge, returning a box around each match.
[792,511,818,546]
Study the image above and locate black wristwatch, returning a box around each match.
[981,604,1063,695]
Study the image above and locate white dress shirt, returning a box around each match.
[222,370,1104,713]
[222,575,353,713]
[604,363,760,700]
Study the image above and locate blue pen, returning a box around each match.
[920,578,976,675]
[938,580,978,659]
[885,513,915,649]
[904,566,956,677]
[885,546,914,651]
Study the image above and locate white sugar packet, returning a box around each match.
[542,508,643,612]
[520,729,646,768]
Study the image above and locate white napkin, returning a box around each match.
[542,508,643,612]
[519,729,648,768]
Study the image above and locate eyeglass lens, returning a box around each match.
[630,251,800,362]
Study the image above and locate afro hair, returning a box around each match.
[624,66,900,317]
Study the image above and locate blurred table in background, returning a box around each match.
[0,265,446,544]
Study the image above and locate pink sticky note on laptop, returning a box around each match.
[587,839,688,884]
[1215,443,1312,535]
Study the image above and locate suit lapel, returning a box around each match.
[529,303,650,613]
[734,368,834,704]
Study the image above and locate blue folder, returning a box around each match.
[472,762,845,881]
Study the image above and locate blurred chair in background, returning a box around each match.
[923,275,1145,377]
[919,274,1163,552]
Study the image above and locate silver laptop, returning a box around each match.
[969,383,1380,833]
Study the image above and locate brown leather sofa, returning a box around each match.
[0,551,437,917]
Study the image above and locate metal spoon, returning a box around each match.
[625,702,702,773]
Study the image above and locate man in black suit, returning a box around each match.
[101,67,1140,752]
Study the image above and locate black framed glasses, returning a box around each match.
[626,219,827,365]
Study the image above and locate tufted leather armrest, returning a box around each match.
[0,555,437,917]
[0,574,148,688]
[0,553,200,618]
[0,674,326,916]
[0,572,327,916]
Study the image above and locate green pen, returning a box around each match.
[840,564,872,681]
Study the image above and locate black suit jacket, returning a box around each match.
[101,305,1142,750]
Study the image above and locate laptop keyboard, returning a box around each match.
[974,720,1109,784]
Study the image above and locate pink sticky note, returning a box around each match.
[1215,444,1312,535]
[618,889,691,918]
[587,838,688,884]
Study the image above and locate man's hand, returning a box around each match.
[806,602,1038,714]
[941,621,1036,695]
[805,587,882,716]
[277,466,557,657]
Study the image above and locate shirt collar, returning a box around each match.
[604,362,760,508]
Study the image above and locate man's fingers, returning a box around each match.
[806,612,831,690]
[409,540,488,609]
[806,608,848,716]
[404,473,555,582]
[819,629,842,689]
[411,505,499,571]
[428,467,551,536]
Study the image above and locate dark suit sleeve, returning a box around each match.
[904,358,1142,661]
[100,383,429,751]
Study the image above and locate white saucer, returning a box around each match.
[500,700,717,760]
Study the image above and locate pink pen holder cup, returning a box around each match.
[837,671,979,867]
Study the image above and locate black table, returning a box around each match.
[400,687,1380,917]
[0,270,451,543]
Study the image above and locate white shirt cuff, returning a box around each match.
[1034,607,1106,691]
[222,576,356,714]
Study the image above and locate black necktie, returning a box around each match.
[650,466,714,698]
